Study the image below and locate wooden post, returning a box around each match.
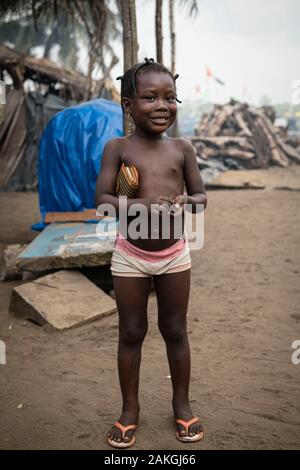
[156,0,163,63]
[120,0,139,135]
[169,0,179,137]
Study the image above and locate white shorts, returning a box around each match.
[110,235,191,278]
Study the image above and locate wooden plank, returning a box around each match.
[206,182,265,190]
[44,209,107,223]
[16,221,117,272]
[9,270,117,330]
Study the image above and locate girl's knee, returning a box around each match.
[158,321,187,343]
[120,323,148,345]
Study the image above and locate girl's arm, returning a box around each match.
[95,139,121,214]
[174,139,207,212]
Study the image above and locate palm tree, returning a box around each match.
[119,0,138,73]
[156,0,163,63]
[0,17,46,55]
[168,0,178,136]
[119,0,139,134]
[180,0,199,17]
[168,0,199,136]
[169,0,175,74]
[170,0,199,76]
[0,0,121,84]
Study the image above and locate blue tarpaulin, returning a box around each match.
[32,98,123,231]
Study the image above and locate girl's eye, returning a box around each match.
[144,96,155,101]
[167,96,176,102]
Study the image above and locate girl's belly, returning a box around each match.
[119,213,185,251]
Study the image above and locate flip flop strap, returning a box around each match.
[176,417,199,432]
[114,421,137,439]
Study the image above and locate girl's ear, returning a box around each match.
[122,98,132,115]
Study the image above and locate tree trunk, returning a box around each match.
[120,0,138,135]
[168,0,179,137]
[156,0,163,63]
[169,0,175,74]
[129,0,138,65]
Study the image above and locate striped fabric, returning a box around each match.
[115,163,139,197]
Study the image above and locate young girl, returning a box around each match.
[95,58,207,448]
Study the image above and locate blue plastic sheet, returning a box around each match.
[32,98,123,231]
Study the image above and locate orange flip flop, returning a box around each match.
[107,421,138,449]
[175,417,204,443]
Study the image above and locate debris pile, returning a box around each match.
[0,44,120,190]
[0,44,119,102]
[2,219,117,331]
[192,101,300,172]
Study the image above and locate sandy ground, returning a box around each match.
[0,165,300,450]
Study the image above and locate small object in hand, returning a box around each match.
[152,202,171,215]
[160,202,171,211]
[169,202,183,215]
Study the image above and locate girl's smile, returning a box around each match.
[124,71,177,136]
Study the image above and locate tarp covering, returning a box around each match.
[3,91,77,191]
[34,98,123,230]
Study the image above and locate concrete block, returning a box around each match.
[16,222,117,272]
[9,269,117,330]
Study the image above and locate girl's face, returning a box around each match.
[124,71,177,135]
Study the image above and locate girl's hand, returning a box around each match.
[162,195,188,216]
[149,195,173,213]
[173,195,188,207]
[149,195,188,215]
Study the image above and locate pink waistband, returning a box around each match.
[115,232,186,263]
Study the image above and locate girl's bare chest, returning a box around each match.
[121,153,184,181]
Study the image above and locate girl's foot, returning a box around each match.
[107,410,139,448]
[173,401,204,441]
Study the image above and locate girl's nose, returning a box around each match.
[155,99,168,110]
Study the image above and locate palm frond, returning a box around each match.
[179,0,199,18]
[0,0,121,78]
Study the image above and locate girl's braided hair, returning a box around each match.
[117,57,182,107]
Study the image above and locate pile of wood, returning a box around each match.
[192,101,300,169]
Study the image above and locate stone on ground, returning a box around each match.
[9,269,117,330]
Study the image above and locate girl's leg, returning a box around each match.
[153,269,203,438]
[108,275,151,444]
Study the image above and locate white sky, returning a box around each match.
[110,0,300,105]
